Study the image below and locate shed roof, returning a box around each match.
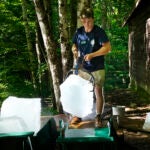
[123,0,149,26]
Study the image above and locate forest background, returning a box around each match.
[0,0,136,112]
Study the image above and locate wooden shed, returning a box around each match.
[124,0,150,96]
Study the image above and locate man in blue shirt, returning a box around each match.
[71,7,111,128]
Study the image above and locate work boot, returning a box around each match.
[95,114,102,128]
[70,116,81,124]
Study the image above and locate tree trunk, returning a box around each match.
[100,0,107,30]
[70,0,77,38]
[146,18,150,70]
[35,24,42,94]
[33,0,62,112]
[21,0,37,91]
[58,0,72,78]
[35,20,45,97]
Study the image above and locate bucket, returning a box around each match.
[112,105,125,116]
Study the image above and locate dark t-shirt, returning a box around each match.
[72,25,109,72]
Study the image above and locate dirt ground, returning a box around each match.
[104,88,150,150]
[105,88,150,117]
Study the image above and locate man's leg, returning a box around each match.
[95,85,104,115]
[92,69,105,128]
[95,85,104,128]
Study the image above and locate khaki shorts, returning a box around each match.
[91,69,105,86]
[78,69,105,87]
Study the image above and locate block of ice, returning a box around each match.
[0,116,28,133]
[0,96,41,135]
[60,74,94,118]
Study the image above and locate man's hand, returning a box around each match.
[84,53,93,61]
[84,42,111,61]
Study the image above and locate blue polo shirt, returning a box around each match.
[72,25,109,72]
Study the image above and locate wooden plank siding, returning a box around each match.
[125,0,150,95]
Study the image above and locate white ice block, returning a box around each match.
[0,116,28,133]
[60,74,94,118]
[0,96,41,135]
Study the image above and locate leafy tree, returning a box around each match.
[0,0,37,103]
[93,0,135,91]
[0,0,136,109]
[33,0,62,111]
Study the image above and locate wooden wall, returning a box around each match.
[127,0,150,95]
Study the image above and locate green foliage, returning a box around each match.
[41,107,59,116]
[0,78,36,106]
[0,0,37,106]
[92,0,135,91]
[136,87,150,104]
[104,49,130,91]
[0,0,135,108]
[104,25,130,91]
[0,83,9,106]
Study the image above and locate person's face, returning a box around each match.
[80,17,94,32]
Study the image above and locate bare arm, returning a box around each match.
[84,41,111,61]
[72,44,78,59]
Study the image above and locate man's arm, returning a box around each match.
[84,41,111,61]
[72,44,78,59]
